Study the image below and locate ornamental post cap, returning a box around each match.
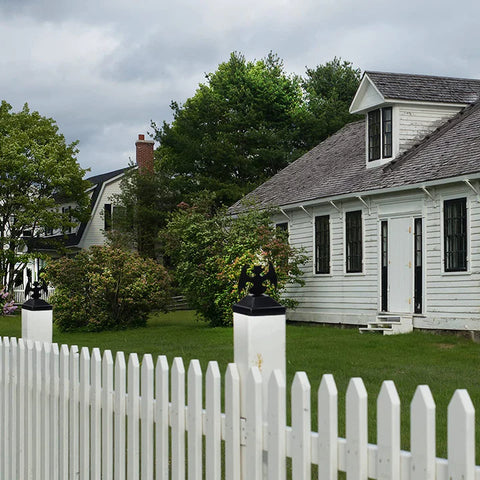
[234,262,285,316]
[238,262,278,297]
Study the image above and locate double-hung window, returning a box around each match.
[315,215,330,274]
[104,204,112,231]
[444,198,467,272]
[346,210,362,273]
[368,107,393,161]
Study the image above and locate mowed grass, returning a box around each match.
[1,310,480,461]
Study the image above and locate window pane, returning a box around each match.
[368,110,381,161]
[382,107,393,158]
[346,210,362,273]
[444,198,467,272]
[104,203,112,231]
[315,215,330,274]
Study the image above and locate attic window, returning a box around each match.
[368,107,392,161]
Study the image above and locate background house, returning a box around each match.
[231,71,480,333]
[18,134,154,300]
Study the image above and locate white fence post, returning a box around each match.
[21,286,53,344]
[233,265,286,479]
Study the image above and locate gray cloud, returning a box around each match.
[0,0,479,175]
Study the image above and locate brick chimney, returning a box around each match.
[135,134,154,174]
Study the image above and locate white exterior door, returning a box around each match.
[388,217,414,313]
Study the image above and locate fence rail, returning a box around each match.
[0,336,478,479]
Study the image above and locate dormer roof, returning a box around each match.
[350,71,480,114]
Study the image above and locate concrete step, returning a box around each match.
[359,327,385,334]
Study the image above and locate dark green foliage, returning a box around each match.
[154,54,361,209]
[154,52,307,207]
[108,163,175,259]
[300,57,362,149]
[45,245,172,331]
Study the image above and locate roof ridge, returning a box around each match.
[365,70,480,83]
[383,99,480,173]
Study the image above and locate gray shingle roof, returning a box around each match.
[366,71,480,104]
[230,99,480,213]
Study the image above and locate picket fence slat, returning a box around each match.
[267,369,286,480]
[171,357,185,480]
[188,359,203,480]
[225,363,241,480]
[90,348,102,480]
[377,380,401,480]
[448,389,475,480]
[410,385,435,480]
[155,355,169,480]
[69,345,79,480]
[50,342,59,480]
[141,354,155,480]
[246,367,263,480]
[33,341,42,479]
[3,338,11,480]
[58,345,69,480]
[102,350,114,480]
[206,361,222,480]
[292,371,311,479]
[127,353,140,480]
[1,336,480,480]
[114,351,126,480]
[42,342,52,480]
[346,377,368,480]
[17,339,26,480]
[79,347,90,480]
[318,373,338,480]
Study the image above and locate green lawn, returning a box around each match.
[2,310,480,461]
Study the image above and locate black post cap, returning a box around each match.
[234,263,286,316]
[233,293,285,316]
[22,297,52,311]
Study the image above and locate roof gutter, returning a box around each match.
[276,173,480,212]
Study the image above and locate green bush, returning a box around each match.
[45,246,171,331]
[162,199,307,326]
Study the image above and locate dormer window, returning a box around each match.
[368,107,392,161]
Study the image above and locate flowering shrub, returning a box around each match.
[45,246,172,331]
[162,200,306,326]
[0,288,17,316]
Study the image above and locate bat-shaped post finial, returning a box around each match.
[238,262,277,297]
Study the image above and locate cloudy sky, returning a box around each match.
[1,0,479,176]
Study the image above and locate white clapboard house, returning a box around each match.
[35,134,154,258]
[230,71,480,333]
[18,135,154,302]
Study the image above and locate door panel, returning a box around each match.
[388,217,413,313]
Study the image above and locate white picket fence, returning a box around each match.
[0,336,478,480]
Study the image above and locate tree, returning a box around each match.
[301,57,362,149]
[45,245,172,331]
[108,162,175,259]
[0,101,91,291]
[161,196,307,326]
[154,52,307,207]
[154,54,362,208]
